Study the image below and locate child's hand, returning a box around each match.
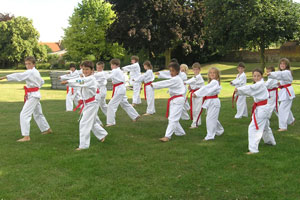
[266,72,271,76]
[61,80,68,85]
[230,81,233,85]
[277,82,281,86]
[192,93,197,97]
[155,72,159,75]
[150,84,153,88]
[0,76,7,80]
[188,85,191,91]
[234,88,238,92]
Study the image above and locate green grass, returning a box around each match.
[0,62,300,199]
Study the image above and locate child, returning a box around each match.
[193,67,224,141]
[230,62,248,118]
[0,56,52,142]
[235,68,276,154]
[265,66,279,117]
[59,63,81,111]
[61,61,108,150]
[185,62,205,128]
[267,58,295,131]
[122,56,142,106]
[152,62,186,142]
[106,59,140,127]
[94,61,108,116]
[134,60,155,115]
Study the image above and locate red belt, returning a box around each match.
[251,99,268,130]
[143,82,152,100]
[196,95,218,125]
[279,84,292,96]
[268,87,278,112]
[232,90,238,108]
[73,96,96,114]
[66,86,74,95]
[189,89,199,120]
[112,82,124,97]
[24,86,39,102]
[96,88,100,94]
[166,95,183,118]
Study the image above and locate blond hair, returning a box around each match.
[279,58,291,71]
[192,62,201,69]
[180,64,188,74]
[208,67,221,83]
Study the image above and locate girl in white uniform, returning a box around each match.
[59,63,81,111]
[0,56,52,142]
[265,66,279,117]
[193,67,224,141]
[230,62,248,118]
[185,62,205,128]
[61,61,108,150]
[122,55,142,106]
[94,61,108,116]
[106,59,140,127]
[134,61,155,115]
[236,68,276,154]
[152,62,186,142]
[267,58,295,131]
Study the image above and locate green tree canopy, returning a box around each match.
[63,0,124,62]
[0,15,47,68]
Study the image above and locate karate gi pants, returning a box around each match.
[96,88,108,116]
[204,105,224,140]
[235,95,248,118]
[145,86,155,114]
[191,96,203,127]
[132,81,142,104]
[66,89,80,111]
[20,97,50,136]
[180,98,190,120]
[278,99,295,129]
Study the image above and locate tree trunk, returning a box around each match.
[164,48,171,68]
[259,43,265,70]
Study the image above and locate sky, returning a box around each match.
[1,0,300,42]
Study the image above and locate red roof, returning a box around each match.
[40,42,61,52]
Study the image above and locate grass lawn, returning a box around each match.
[0,62,300,200]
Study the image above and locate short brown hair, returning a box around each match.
[237,62,246,68]
[252,68,263,75]
[131,56,139,62]
[143,60,153,69]
[266,66,275,72]
[279,58,291,71]
[82,61,94,70]
[192,62,201,69]
[96,61,105,66]
[110,58,120,66]
[168,62,180,74]
[25,56,36,64]
[69,63,76,69]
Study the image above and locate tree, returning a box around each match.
[0,15,47,68]
[107,0,205,66]
[204,0,300,68]
[63,0,124,62]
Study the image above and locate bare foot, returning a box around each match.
[143,113,151,116]
[189,126,198,129]
[42,128,52,135]
[133,116,141,122]
[100,137,106,143]
[75,148,83,151]
[246,152,255,155]
[17,136,30,142]
[106,124,115,127]
[290,120,295,126]
[159,137,169,142]
[131,103,136,107]
[277,128,287,132]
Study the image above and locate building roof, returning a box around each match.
[40,42,61,52]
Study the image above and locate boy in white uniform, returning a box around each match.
[0,56,52,142]
[106,59,140,127]
[193,67,224,141]
[94,61,108,116]
[59,63,81,111]
[134,61,155,115]
[185,62,205,128]
[236,68,276,154]
[265,66,279,117]
[230,62,248,118]
[152,62,186,142]
[267,58,295,131]
[61,61,108,150]
[122,56,141,106]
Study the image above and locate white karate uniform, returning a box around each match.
[106,67,140,125]
[60,70,81,111]
[94,71,108,116]
[68,76,108,149]
[237,79,276,153]
[185,74,205,127]
[269,70,295,129]
[152,75,186,139]
[194,80,224,140]
[135,69,156,114]
[158,71,190,120]
[231,72,248,118]
[122,62,142,104]
[6,67,50,136]
[265,77,279,117]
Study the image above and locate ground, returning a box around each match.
[0,62,299,199]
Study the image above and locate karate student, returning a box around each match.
[267,58,295,131]
[265,66,279,117]
[152,62,186,142]
[122,55,142,106]
[106,58,140,127]
[0,56,52,142]
[94,61,108,116]
[134,60,155,115]
[61,61,108,150]
[185,62,205,128]
[235,68,276,154]
[230,62,248,118]
[59,63,81,111]
[193,67,224,141]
